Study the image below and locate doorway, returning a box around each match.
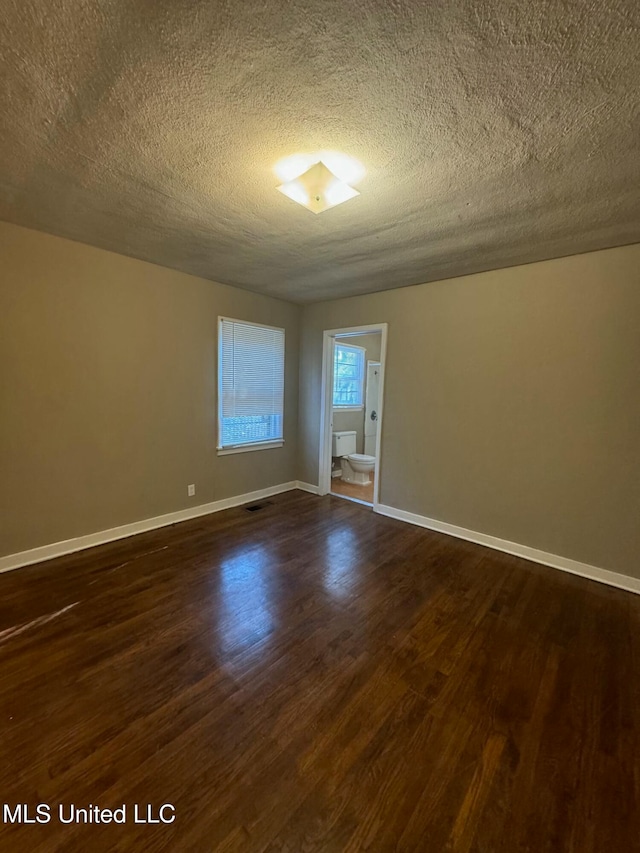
[319,324,388,508]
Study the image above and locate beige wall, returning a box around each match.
[0,221,300,557]
[3,219,639,582]
[298,244,640,578]
[332,332,382,454]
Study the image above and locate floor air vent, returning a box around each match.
[244,501,272,513]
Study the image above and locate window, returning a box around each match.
[218,317,285,453]
[333,342,365,409]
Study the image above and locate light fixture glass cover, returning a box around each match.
[277,160,359,214]
[275,151,365,184]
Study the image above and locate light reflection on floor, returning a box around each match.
[324,525,359,599]
[216,543,275,658]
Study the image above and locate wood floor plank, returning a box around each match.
[0,490,639,851]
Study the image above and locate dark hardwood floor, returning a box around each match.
[1,490,639,852]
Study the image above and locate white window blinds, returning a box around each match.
[218,318,285,450]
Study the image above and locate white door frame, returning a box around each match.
[364,360,381,454]
[318,323,388,507]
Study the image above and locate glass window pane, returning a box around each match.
[333,343,364,408]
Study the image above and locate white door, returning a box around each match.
[364,362,380,456]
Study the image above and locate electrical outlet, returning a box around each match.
[188,484,195,497]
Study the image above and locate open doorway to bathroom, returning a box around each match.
[319,324,388,508]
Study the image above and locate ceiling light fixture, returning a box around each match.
[275,152,364,214]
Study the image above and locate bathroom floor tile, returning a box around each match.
[331,476,374,504]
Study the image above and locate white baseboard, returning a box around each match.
[375,504,640,596]
[7,484,635,598]
[0,482,299,575]
[295,481,320,495]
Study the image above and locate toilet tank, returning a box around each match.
[332,430,357,456]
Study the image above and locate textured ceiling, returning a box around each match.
[1,0,639,303]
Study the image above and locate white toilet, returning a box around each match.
[332,431,376,485]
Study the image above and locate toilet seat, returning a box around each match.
[348,453,375,464]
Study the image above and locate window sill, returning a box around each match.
[217,441,284,456]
